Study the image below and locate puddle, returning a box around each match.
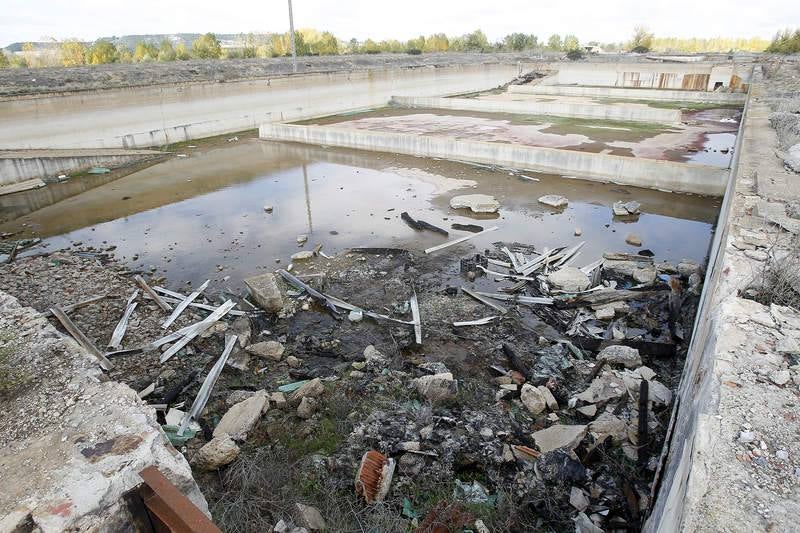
[1,140,720,288]
[304,107,739,166]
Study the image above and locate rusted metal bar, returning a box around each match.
[139,466,221,533]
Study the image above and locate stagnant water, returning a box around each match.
[1,139,721,288]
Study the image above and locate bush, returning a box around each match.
[748,236,800,309]
[766,29,800,54]
[192,33,222,59]
[0,51,8,68]
[87,41,118,64]
[406,48,422,55]
[158,40,177,61]
[566,48,585,60]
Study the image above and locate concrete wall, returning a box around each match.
[508,84,748,104]
[543,62,752,91]
[390,95,681,124]
[259,123,729,196]
[0,64,522,150]
[0,150,164,187]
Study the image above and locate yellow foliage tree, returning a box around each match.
[60,40,87,67]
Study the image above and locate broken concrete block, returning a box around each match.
[246,340,285,361]
[243,272,283,313]
[548,267,590,292]
[295,503,326,531]
[291,251,314,261]
[213,390,268,441]
[520,383,547,415]
[191,435,240,470]
[576,372,626,404]
[297,396,317,419]
[414,372,457,402]
[538,194,569,208]
[576,404,597,418]
[537,385,559,410]
[588,412,627,443]
[531,424,587,453]
[596,345,642,369]
[290,378,325,403]
[625,233,642,247]
[449,194,500,213]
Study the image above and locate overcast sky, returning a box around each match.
[3,0,795,45]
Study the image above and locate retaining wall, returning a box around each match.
[390,95,681,123]
[0,149,164,188]
[0,63,522,150]
[508,84,748,104]
[258,123,729,196]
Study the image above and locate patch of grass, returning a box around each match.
[282,417,342,457]
[0,331,27,400]
[594,97,743,111]
[747,236,800,309]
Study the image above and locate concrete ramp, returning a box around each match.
[509,84,748,104]
[259,123,729,196]
[0,149,166,193]
[390,95,681,124]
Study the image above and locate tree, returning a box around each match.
[424,33,449,52]
[133,42,158,62]
[192,33,222,59]
[158,40,177,61]
[547,34,563,50]
[362,39,380,54]
[566,48,585,60]
[464,29,489,52]
[563,34,580,51]
[766,29,800,54]
[0,51,9,68]
[312,31,339,55]
[60,40,87,66]
[630,25,654,53]
[86,40,118,64]
[504,33,537,51]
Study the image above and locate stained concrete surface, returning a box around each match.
[1,138,719,289]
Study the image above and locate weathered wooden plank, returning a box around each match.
[461,286,509,314]
[50,305,113,370]
[108,289,139,349]
[424,226,499,254]
[161,280,210,329]
[42,294,108,317]
[160,301,236,363]
[135,275,172,312]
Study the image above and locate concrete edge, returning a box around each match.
[509,84,749,104]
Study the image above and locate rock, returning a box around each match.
[531,424,587,453]
[246,340,285,361]
[296,235,308,244]
[576,372,626,404]
[538,194,569,208]
[569,486,590,512]
[777,336,800,355]
[574,227,582,236]
[449,194,500,213]
[744,250,768,261]
[739,430,756,443]
[269,392,287,409]
[647,380,673,405]
[537,385,559,410]
[226,348,250,370]
[263,205,274,213]
[229,316,252,347]
[547,267,590,292]
[414,372,457,402]
[294,503,326,531]
[191,435,240,470]
[677,260,701,278]
[603,259,656,283]
[364,345,389,371]
[520,383,547,415]
[574,512,603,533]
[776,450,790,461]
[348,310,363,322]
[290,378,325,402]
[297,397,317,419]
[770,370,791,386]
[588,412,627,443]
[638,366,656,381]
[213,390,268,441]
[594,305,615,321]
[577,404,597,418]
[398,453,425,476]
[243,272,284,313]
[286,355,302,368]
[226,390,256,406]
[597,345,642,369]
[625,233,642,246]
[784,142,800,173]
[291,251,314,261]
[613,200,641,216]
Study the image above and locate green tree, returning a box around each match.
[766,29,800,54]
[0,50,9,68]
[133,42,158,62]
[464,29,489,51]
[313,32,339,55]
[563,34,580,51]
[362,38,380,54]
[547,34,563,50]
[60,40,87,66]
[10,55,29,68]
[192,33,222,59]
[630,25,654,52]
[86,40,118,64]
[504,33,538,51]
[424,33,449,52]
[158,40,177,61]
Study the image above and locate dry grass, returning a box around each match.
[748,237,800,309]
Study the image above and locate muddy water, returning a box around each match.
[303,107,739,167]
[0,139,720,288]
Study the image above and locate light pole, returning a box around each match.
[288,0,297,73]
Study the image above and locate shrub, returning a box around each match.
[406,48,422,55]
[192,33,222,59]
[158,40,177,61]
[0,50,9,68]
[566,48,585,60]
[86,41,118,64]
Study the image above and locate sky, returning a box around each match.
[2,0,796,46]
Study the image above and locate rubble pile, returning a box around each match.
[0,230,705,531]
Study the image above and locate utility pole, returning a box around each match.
[288,0,297,73]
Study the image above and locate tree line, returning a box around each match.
[0,26,784,70]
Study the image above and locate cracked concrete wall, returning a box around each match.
[0,290,207,532]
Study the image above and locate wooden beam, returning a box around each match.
[424,226,498,254]
[139,466,221,533]
[161,280,210,329]
[50,305,113,370]
[42,294,107,317]
[461,286,509,314]
[135,275,172,312]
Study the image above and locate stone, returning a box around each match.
[226,349,250,370]
[638,366,656,381]
[547,267,590,292]
[269,392,287,409]
[588,412,627,443]
[597,345,641,368]
[538,194,569,208]
[625,233,642,246]
[647,380,673,405]
[246,340,285,361]
[364,345,389,371]
[784,142,800,173]
[398,453,425,476]
[520,384,547,415]
[290,378,325,402]
[574,227,583,236]
[296,235,308,244]
[291,251,314,261]
[632,266,657,284]
[531,424,587,453]
[537,385,559,410]
[229,316,251,347]
[191,435,240,470]
[594,305,615,321]
[770,370,791,386]
[574,512,603,533]
[739,430,756,443]
[226,390,256,406]
[577,404,597,417]
[243,272,283,313]
[213,390,268,441]
[776,450,790,461]
[286,355,302,368]
[263,205,273,213]
[776,336,800,355]
[576,372,626,404]
[294,503,326,531]
[414,373,457,402]
[677,260,701,278]
[569,486,590,512]
[297,397,317,419]
[348,310,363,322]
[449,194,500,213]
